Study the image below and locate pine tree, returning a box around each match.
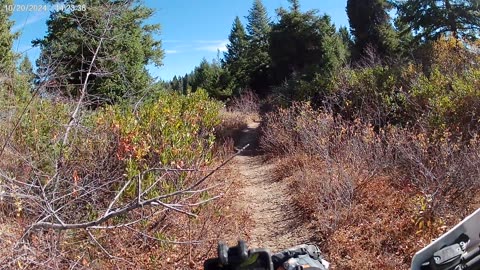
[170,75,181,92]
[347,0,399,60]
[269,0,347,83]
[339,26,353,60]
[18,55,34,84]
[182,73,189,95]
[289,0,300,12]
[34,0,163,103]
[245,0,271,94]
[0,0,17,77]
[190,58,232,99]
[246,0,271,47]
[223,16,249,94]
[395,0,480,42]
[14,55,35,99]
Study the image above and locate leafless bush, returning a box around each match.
[262,102,480,242]
[216,110,249,141]
[0,124,243,268]
[290,159,355,234]
[227,90,260,114]
[261,103,388,171]
[387,129,480,215]
[260,105,299,156]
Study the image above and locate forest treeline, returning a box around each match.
[169,0,480,137]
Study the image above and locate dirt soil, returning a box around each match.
[229,120,314,252]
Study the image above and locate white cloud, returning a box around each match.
[194,39,228,44]
[12,12,48,33]
[195,40,228,52]
[161,39,229,53]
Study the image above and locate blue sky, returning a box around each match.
[10,0,348,81]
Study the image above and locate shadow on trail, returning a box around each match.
[234,121,263,157]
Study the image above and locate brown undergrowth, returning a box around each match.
[216,91,261,147]
[0,154,249,269]
[95,162,250,269]
[0,90,253,269]
[260,102,480,269]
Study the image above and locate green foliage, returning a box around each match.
[267,1,347,102]
[223,16,250,95]
[14,56,35,100]
[190,58,233,100]
[393,16,416,56]
[392,38,480,136]
[270,3,347,84]
[327,65,407,126]
[101,89,222,197]
[13,99,71,174]
[272,73,321,103]
[410,67,480,135]
[395,0,480,43]
[18,56,34,80]
[0,0,17,77]
[347,0,399,60]
[245,0,272,94]
[34,0,164,103]
[338,26,353,61]
[7,87,222,219]
[323,37,480,137]
[246,0,271,47]
[188,0,272,98]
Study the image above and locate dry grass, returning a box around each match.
[260,102,480,269]
[0,91,254,269]
[227,91,260,115]
[216,91,261,149]
[0,135,250,269]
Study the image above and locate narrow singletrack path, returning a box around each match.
[230,120,313,251]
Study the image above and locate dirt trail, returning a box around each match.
[231,120,313,252]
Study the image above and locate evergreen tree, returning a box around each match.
[14,55,35,99]
[223,16,249,94]
[393,16,416,56]
[190,58,232,100]
[245,0,271,94]
[338,26,353,60]
[246,0,271,47]
[34,0,163,103]
[395,0,480,42]
[269,0,347,83]
[182,73,189,95]
[0,0,17,77]
[347,0,399,60]
[18,55,35,85]
[170,75,181,92]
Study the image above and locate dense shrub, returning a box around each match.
[388,129,480,217]
[408,67,480,138]
[107,89,221,197]
[261,103,383,233]
[0,89,226,267]
[260,103,480,268]
[261,103,387,166]
[322,37,480,139]
[325,65,408,127]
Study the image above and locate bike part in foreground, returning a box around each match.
[204,240,329,270]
